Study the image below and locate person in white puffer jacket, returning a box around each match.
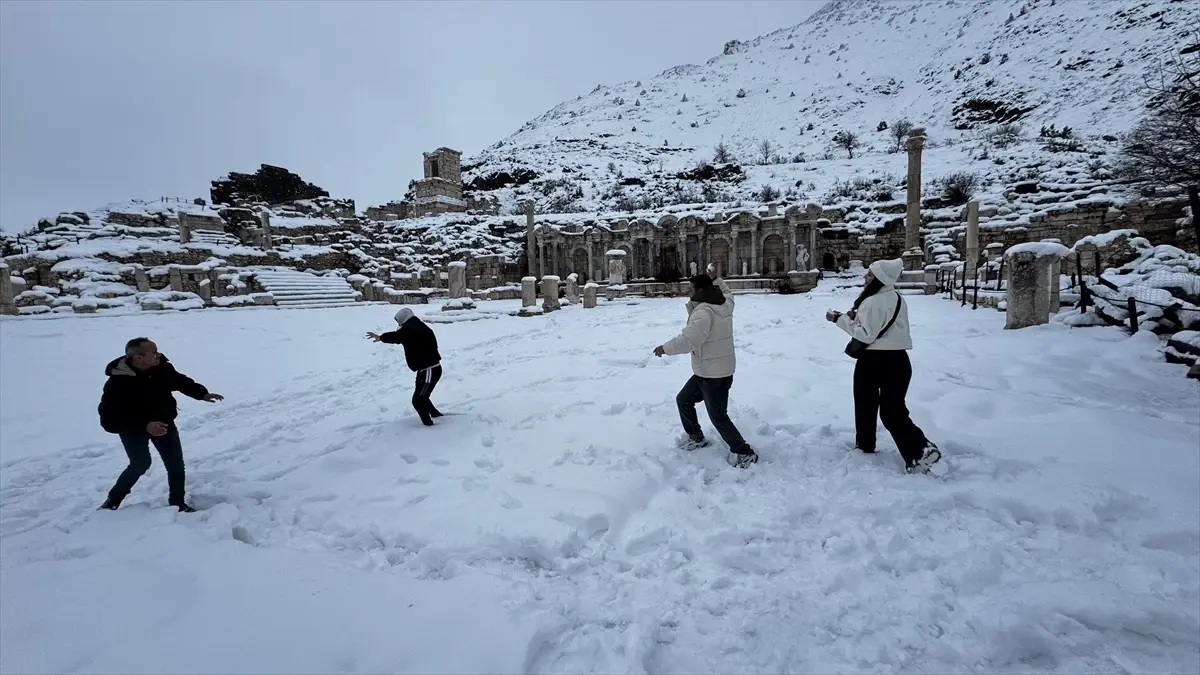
[654,264,758,468]
[826,258,941,474]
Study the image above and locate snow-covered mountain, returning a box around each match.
[463,0,1195,215]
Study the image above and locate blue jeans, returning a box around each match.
[676,375,751,453]
[108,425,186,506]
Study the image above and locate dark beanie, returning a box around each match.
[689,273,713,289]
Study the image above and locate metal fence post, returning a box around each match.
[1127,297,1138,333]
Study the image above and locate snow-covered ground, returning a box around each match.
[2,284,1198,674]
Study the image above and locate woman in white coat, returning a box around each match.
[826,258,941,474]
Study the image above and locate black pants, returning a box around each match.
[413,365,443,424]
[108,425,186,506]
[676,374,750,453]
[853,350,928,465]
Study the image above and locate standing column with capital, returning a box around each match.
[965,200,980,282]
[904,126,927,253]
[524,201,537,278]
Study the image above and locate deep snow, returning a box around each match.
[1,284,1198,674]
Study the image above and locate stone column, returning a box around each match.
[904,126,927,253]
[0,264,17,315]
[965,200,980,281]
[259,210,273,250]
[583,282,598,308]
[169,267,184,292]
[1004,249,1059,329]
[521,276,537,307]
[538,243,546,278]
[178,214,192,244]
[586,242,594,282]
[447,261,467,299]
[751,229,759,275]
[197,279,212,305]
[787,228,797,272]
[607,250,626,285]
[541,276,561,312]
[565,273,579,304]
[524,201,536,277]
[1048,258,1061,313]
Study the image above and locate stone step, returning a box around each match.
[272,293,358,304]
[273,300,360,308]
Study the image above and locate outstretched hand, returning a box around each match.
[825,310,841,323]
[653,345,665,357]
[365,331,382,342]
[203,393,224,402]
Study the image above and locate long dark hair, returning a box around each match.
[852,278,884,310]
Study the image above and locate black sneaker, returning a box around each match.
[99,497,121,510]
[171,503,198,513]
[728,449,759,468]
[855,445,877,454]
[906,443,942,474]
[430,410,444,418]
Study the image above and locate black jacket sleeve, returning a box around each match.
[164,362,209,400]
[379,326,406,345]
[98,379,142,435]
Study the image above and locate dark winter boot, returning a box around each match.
[99,496,121,510]
[170,502,197,513]
[906,442,942,474]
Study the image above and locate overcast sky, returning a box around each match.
[0,0,822,231]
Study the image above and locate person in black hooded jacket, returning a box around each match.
[97,337,223,512]
[366,308,444,426]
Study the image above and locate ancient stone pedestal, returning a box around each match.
[583,283,598,308]
[565,273,579,304]
[178,215,192,244]
[607,250,627,285]
[904,126,927,253]
[786,271,818,293]
[902,251,924,272]
[1004,244,1067,329]
[448,261,467,299]
[169,267,184,292]
[361,282,376,302]
[541,276,561,312]
[521,276,537,307]
[134,267,150,293]
[197,279,212,305]
[0,264,17,315]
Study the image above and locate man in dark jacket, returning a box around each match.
[367,308,443,426]
[98,337,223,512]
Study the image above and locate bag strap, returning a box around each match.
[875,296,903,340]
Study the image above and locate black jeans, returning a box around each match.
[108,424,186,506]
[676,374,751,453]
[413,365,443,424]
[853,350,928,465]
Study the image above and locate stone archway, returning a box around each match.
[571,247,588,281]
[710,238,730,278]
[762,234,786,275]
[633,239,653,280]
[823,252,836,269]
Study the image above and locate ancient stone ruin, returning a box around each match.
[1004,242,1070,329]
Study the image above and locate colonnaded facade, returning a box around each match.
[525,202,827,282]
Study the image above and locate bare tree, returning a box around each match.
[1116,33,1200,188]
[833,130,861,159]
[713,141,732,164]
[890,119,914,152]
[758,138,774,164]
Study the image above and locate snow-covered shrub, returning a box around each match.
[935,172,981,206]
[987,123,1022,148]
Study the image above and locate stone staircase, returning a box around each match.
[895,270,932,295]
[190,229,243,247]
[253,270,360,309]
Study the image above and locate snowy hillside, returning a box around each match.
[464,0,1195,215]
